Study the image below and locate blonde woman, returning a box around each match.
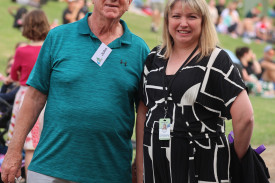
[136,0,254,182]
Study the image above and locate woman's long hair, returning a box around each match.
[161,0,219,61]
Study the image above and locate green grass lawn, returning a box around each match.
[0,0,270,69]
[226,96,275,146]
[0,0,274,147]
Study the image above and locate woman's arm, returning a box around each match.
[136,101,148,183]
[230,90,254,159]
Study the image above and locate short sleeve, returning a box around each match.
[139,46,160,106]
[196,48,246,120]
[134,42,150,111]
[26,30,53,95]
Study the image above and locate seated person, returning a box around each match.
[216,0,226,24]
[240,4,261,41]
[0,57,20,106]
[76,0,89,21]
[255,16,274,43]
[217,1,240,38]
[8,6,28,29]
[268,5,275,18]
[63,0,88,24]
[0,42,26,106]
[208,0,219,25]
[235,47,263,95]
[259,45,275,92]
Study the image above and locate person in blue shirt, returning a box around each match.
[1,0,149,183]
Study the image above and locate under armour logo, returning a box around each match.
[120,60,127,66]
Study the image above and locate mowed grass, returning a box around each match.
[0,0,274,147]
[226,96,275,146]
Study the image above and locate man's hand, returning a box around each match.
[132,159,137,183]
[1,151,22,183]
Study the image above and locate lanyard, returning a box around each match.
[162,46,198,118]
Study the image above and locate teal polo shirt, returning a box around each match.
[27,13,149,183]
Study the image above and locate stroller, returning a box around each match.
[0,97,25,183]
[0,83,19,145]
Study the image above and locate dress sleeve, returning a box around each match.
[196,48,246,120]
[139,46,159,106]
[134,42,150,111]
[26,30,53,95]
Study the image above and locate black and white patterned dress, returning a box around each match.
[140,46,246,183]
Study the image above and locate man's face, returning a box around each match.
[265,49,275,61]
[268,49,275,59]
[92,0,132,20]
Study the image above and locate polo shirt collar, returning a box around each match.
[77,12,91,35]
[77,13,132,47]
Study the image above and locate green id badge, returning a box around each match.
[159,118,171,140]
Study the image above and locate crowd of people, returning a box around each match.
[0,0,272,183]
[234,45,275,98]
[206,0,275,97]
[129,0,275,41]
[209,0,275,44]
[129,0,165,32]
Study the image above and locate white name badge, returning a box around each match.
[91,43,112,67]
[159,118,171,140]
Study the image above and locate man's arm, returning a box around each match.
[1,87,47,183]
[136,101,148,183]
[261,60,275,71]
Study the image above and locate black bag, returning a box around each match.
[230,143,270,183]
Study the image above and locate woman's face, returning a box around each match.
[93,0,132,20]
[168,1,202,48]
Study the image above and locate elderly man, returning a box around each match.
[1,0,149,182]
